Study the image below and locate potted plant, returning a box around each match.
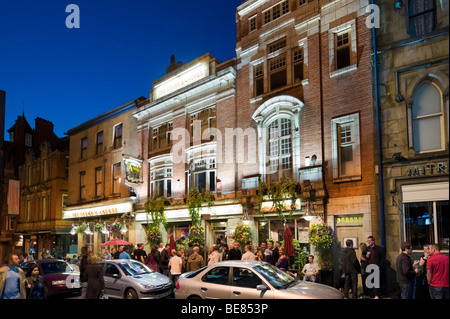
[144,196,168,249]
[308,219,335,286]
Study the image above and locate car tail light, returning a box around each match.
[176,281,180,290]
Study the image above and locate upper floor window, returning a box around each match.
[150,167,172,198]
[269,55,287,91]
[112,163,122,194]
[335,31,351,70]
[408,0,436,37]
[298,0,307,6]
[25,133,32,147]
[79,171,86,200]
[188,157,216,193]
[114,123,123,149]
[331,113,361,181]
[411,81,445,153]
[249,15,257,32]
[95,166,103,197]
[254,64,264,96]
[293,47,304,84]
[96,131,103,154]
[263,0,289,25]
[267,118,292,182]
[81,137,87,159]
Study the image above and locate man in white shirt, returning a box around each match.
[207,245,221,265]
[168,249,182,286]
[241,245,256,261]
[302,255,320,282]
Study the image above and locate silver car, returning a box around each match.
[175,260,343,299]
[99,260,172,299]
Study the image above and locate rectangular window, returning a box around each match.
[79,171,86,200]
[263,0,289,25]
[404,200,449,251]
[113,163,121,194]
[338,122,354,176]
[249,16,257,32]
[96,131,103,154]
[95,167,103,197]
[408,0,436,37]
[25,133,32,147]
[293,47,304,83]
[81,137,87,159]
[335,31,351,70]
[332,113,361,180]
[298,0,306,6]
[269,55,287,91]
[114,123,123,149]
[268,38,286,54]
[254,64,264,96]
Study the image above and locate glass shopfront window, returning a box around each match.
[404,200,449,251]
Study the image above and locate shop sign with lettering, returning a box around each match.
[407,162,448,176]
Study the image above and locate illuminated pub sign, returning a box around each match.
[63,202,133,219]
[124,158,142,186]
[153,59,210,100]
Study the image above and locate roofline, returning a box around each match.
[65,97,146,136]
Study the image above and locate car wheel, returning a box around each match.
[125,288,138,299]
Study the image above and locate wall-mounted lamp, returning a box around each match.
[395,0,402,9]
[242,209,250,225]
[392,152,407,161]
[311,154,317,166]
[303,199,315,221]
[120,221,128,234]
[84,223,93,235]
[70,224,77,235]
[260,220,267,227]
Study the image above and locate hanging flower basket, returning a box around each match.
[187,225,205,247]
[110,222,123,238]
[146,226,162,250]
[308,221,333,249]
[231,223,252,250]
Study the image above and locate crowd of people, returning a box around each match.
[0,235,448,300]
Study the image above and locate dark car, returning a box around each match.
[20,259,80,297]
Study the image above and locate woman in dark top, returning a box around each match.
[25,264,48,299]
[275,247,289,272]
[85,255,105,299]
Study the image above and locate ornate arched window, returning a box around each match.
[411,81,445,153]
[252,95,303,183]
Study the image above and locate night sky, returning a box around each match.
[0,0,243,138]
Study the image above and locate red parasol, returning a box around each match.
[169,233,177,252]
[283,226,295,257]
[101,238,133,246]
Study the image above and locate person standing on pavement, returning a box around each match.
[207,245,221,265]
[134,243,147,264]
[113,246,122,259]
[426,244,449,299]
[362,236,385,299]
[159,244,171,276]
[0,254,27,299]
[168,250,182,286]
[228,242,242,260]
[79,245,91,299]
[242,245,256,261]
[342,239,361,299]
[396,242,419,299]
[119,246,131,259]
[186,246,204,272]
[272,241,281,265]
[86,255,105,299]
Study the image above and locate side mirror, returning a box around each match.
[256,285,268,291]
[113,274,119,279]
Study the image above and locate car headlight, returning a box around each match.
[52,280,66,286]
[141,284,156,289]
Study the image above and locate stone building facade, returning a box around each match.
[376,0,449,263]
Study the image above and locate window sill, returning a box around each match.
[330,64,357,78]
[250,78,309,103]
[333,175,362,183]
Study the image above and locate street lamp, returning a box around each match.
[242,209,250,225]
[303,199,315,221]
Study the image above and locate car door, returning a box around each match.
[231,267,274,299]
[102,263,123,299]
[198,266,232,299]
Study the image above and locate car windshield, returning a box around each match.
[117,261,153,276]
[40,261,72,275]
[253,263,297,289]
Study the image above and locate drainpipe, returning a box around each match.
[371,0,386,252]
